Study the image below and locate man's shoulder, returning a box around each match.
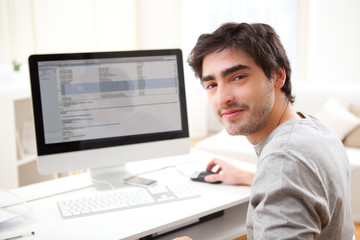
[262,115,341,155]
[257,114,349,185]
[257,115,347,171]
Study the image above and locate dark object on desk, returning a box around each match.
[190,171,222,184]
[4,231,35,240]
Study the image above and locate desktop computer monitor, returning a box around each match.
[28,49,190,188]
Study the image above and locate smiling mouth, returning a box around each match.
[221,109,245,120]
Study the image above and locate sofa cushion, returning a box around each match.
[314,98,360,140]
[350,104,360,117]
[343,105,360,148]
[343,126,360,148]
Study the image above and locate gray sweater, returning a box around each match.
[246,113,354,239]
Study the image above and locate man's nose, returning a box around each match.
[217,84,235,106]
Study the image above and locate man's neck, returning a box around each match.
[246,97,300,145]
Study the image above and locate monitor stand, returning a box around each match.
[90,164,133,191]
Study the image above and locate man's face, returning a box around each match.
[201,48,275,136]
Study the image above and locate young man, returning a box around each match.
[175,23,354,239]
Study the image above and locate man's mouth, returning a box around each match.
[221,109,244,120]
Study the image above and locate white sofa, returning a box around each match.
[195,81,360,222]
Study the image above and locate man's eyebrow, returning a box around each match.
[200,64,250,83]
[200,75,214,82]
[222,64,250,78]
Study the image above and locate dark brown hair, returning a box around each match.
[187,22,295,104]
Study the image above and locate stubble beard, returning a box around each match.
[218,83,274,136]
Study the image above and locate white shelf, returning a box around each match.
[0,81,53,189]
[0,81,31,99]
[17,154,37,167]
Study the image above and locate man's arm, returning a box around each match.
[247,153,328,239]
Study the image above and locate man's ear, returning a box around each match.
[273,67,286,89]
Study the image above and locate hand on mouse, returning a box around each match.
[205,158,254,186]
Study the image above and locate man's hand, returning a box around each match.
[173,237,193,240]
[205,158,254,186]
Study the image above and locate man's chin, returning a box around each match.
[224,126,246,136]
[219,117,252,135]
[223,122,257,136]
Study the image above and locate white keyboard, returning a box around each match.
[57,182,200,219]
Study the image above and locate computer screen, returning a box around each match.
[29,49,190,187]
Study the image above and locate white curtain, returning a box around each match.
[0,0,138,64]
[307,0,360,84]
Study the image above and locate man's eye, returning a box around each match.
[205,83,217,90]
[234,75,246,81]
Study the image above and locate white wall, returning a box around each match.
[33,0,139,53]
[307,0,360,84]
[0,0,34,63]
[137,0,183,50]
[0,0,138,64]
[33,0,96,53]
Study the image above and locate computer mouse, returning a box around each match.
[190,171,222,184]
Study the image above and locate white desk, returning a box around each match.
[1,150,254,240]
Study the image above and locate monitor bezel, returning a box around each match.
[29,49,189,157]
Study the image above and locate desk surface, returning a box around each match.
[1,150,254,240]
